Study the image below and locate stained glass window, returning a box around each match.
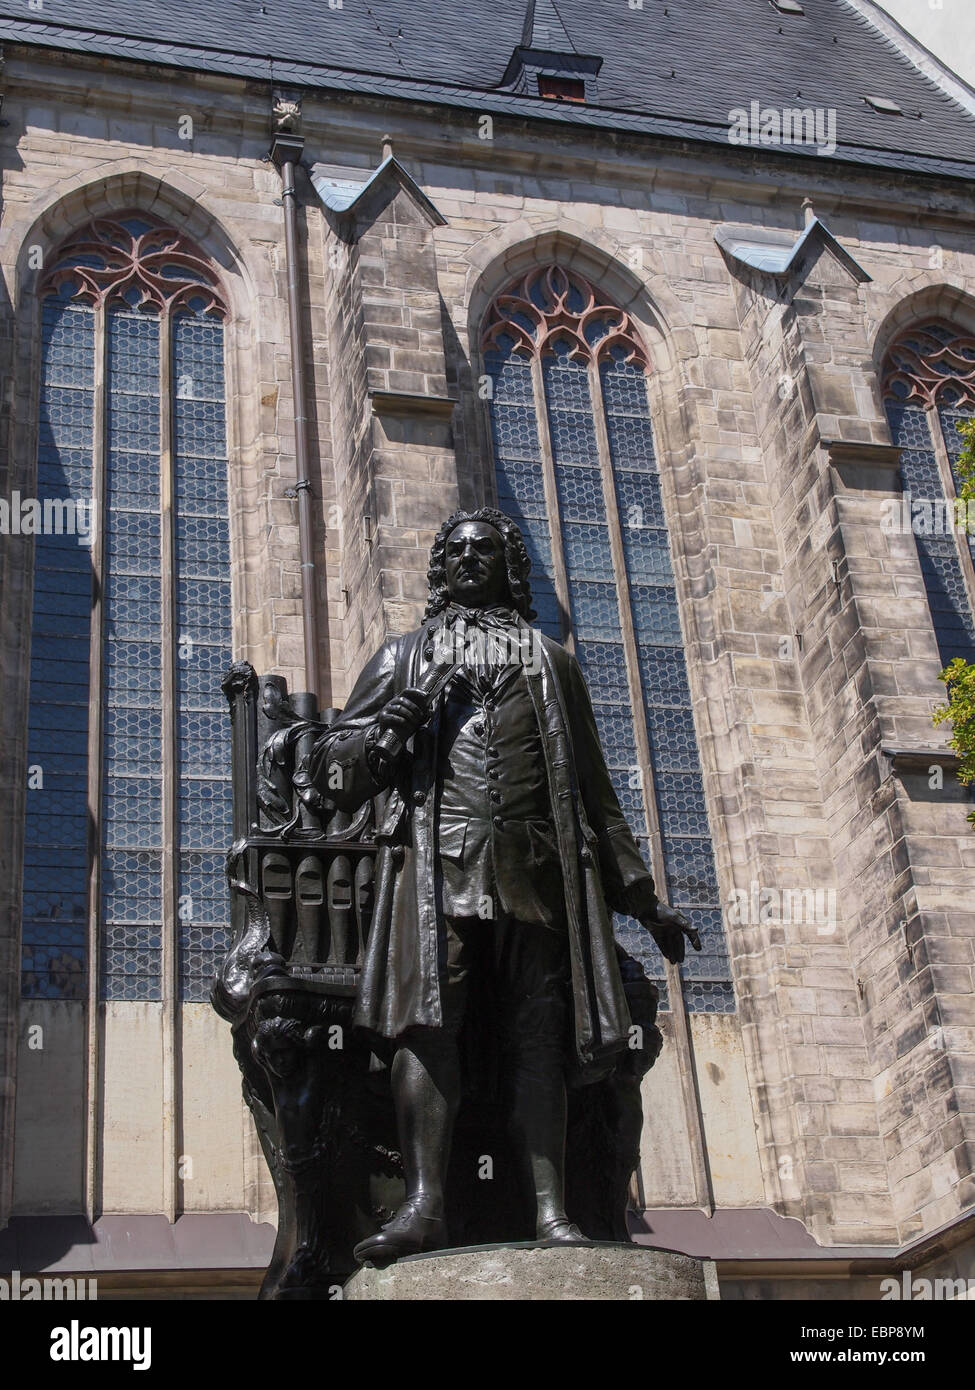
[882,322,975,668]
[21,215,231,1003]
[484,265,733,1012]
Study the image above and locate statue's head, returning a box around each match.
[424,508,536,621]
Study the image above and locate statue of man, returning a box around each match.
[313,508,698,1264]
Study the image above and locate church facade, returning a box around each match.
[1,0,975,1296]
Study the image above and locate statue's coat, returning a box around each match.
[312,620,658,1075]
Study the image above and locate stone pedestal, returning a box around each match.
[343,1242,719,1301]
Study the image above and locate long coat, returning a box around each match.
[312,618,659,1076]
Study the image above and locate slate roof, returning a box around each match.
[2,0,975,180]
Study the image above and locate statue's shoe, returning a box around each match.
[353,1202,448,1268]
[537,1217,588,1244]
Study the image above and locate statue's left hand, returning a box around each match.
[642,902,701,964]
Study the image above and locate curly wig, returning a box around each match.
[423,508,537,622]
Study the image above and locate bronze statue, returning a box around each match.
[311,508,699,1266]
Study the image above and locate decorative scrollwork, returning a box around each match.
[258,686,330,835]
[882,320,975,409]
[210,844,287,1024]
[40,212,226,318]
[481,263,650,369]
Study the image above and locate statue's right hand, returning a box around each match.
[377,687,429,744]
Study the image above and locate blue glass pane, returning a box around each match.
[600,358,652,414]
[629,584,683,646]
[607,414,657,473]
[601,355,728,1010]
[100,305,163,1000]
[485,350,534,404]
[681,980,735,1013]
[488,323,731,1011]
[574,640,631,698]
[496,458,548,519]
[542,349,599,466]
[174,311,232,1001]
[21,300,95,999]
[556,465,604,524]
[561,523,615,581]
[887,401,975,667]
[591,703,640,769]
[486,346,561,641]
[567,579,620,642]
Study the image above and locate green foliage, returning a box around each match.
[934,660,975,819]
[953,417,975,507]
[933,419,975,823]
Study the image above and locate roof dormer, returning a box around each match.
[498,0,602,103]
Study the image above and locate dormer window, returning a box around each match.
[537,74,586,102]
[498,46,601,103]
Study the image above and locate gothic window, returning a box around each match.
[483,264,732,1012]
[21,214,232,1003]
[882,321,975,668]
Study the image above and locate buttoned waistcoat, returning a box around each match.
[437,660,564,925]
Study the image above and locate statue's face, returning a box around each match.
[444,521,509,608]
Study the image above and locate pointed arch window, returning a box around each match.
[882,321,975,668]
[22,214,233,1003]
[482,264,732,1012]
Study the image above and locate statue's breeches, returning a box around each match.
[436,916,570,1061]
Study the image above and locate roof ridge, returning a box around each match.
[523,0,577,55]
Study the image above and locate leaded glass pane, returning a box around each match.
[101,305,163,1001]
[21,300,95,999]
[486,349,561,641]
[937,397,975,579]
[174,311,232,1001]
[26,275,230,1003]
[887,400,975,667]
[487,311,732,1012]
[543,345,600,466]
[601,355,731,1012]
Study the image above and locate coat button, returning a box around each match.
[423,643,434,660]
[489,789,502,803]
[473,723,485,737]
[488,769,499,780]
[580,848,593,865]
[413,790,426,805]
[492,816,504,830]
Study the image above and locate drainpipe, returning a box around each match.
[270,126,320,700]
